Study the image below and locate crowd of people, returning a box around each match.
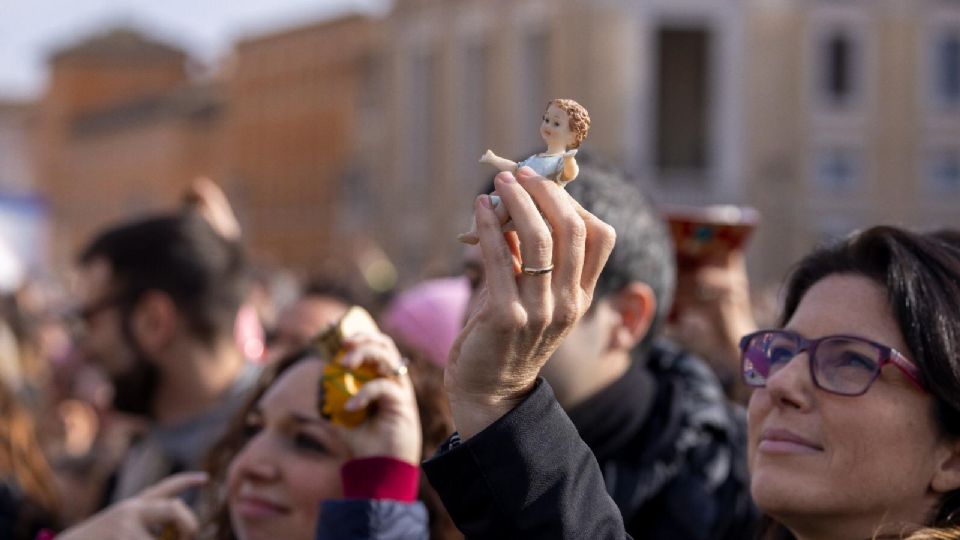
[2,132,960,540]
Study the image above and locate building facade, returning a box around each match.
[29,0,960,289]
[744,0,960,284]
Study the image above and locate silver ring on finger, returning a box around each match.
[521,263,554,276]
[391,357,409,377]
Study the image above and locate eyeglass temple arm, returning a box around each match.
[888,350,926,391]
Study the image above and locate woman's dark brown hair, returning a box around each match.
[758,226,960,539]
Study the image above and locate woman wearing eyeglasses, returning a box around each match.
[739,226,960,539]
[428,218,960,539]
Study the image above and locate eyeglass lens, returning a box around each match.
[743,332,884,395]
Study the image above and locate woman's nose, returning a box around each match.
[234,432,281,481]
[765,352,814,410]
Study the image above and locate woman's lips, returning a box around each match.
[234,494,290,519]
[758,428,824,454]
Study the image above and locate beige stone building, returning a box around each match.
[33,29,216,264]
[32,21,379,280]
[356,0,960,287]
[26,0,960,290]
[745,0,960,284]
[0,101,36,196]
[357,0,752,280]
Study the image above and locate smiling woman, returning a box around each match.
[747,227,960,540]
[201,334,428,540]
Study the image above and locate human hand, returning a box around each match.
[182,177,241,241]
[334,332,422,465]
[57,472,207,540]
[667,251,757,400]
[445,168,616,439]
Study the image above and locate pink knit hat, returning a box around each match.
[381,276,471,367]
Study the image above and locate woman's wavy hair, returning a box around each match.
[758,226,960,539]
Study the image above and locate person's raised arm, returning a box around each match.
[316,331,428,540]
[445,167,614,436]
[425,167,629,539]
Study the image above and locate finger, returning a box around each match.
[340,333,402,373]
[138,499,199,538]
[344,377,412,414]
[475,190,519,304]
[569,197,616,300]
[516,170,585,293]
[493,170,554,274]
[139,471,209,500]
[504,230,522,275]
[340,342,398,373]
[187,178,241,240]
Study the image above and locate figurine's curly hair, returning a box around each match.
[547,98,591,149]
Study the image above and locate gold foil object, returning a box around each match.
[313,306,383,427]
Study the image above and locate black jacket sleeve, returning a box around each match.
[422,379,632,540]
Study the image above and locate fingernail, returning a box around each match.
[517,166,536,179]
[497,171,517,184]
[480,194,493,209]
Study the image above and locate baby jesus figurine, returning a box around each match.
[458,98,591,244]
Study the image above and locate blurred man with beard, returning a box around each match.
[74,212,257,505]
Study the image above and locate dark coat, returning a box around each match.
[315,499,429,540]
[423,343,758,539]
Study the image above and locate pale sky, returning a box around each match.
[0,0,388,100]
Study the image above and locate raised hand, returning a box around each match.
[445,167,616,439]
[57,472,208,540]
[335,332,422,465]
[183,177,241,241]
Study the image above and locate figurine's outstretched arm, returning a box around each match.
[479,150,519,173]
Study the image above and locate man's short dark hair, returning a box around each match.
[79,212,248,347]
[566,165,676,344]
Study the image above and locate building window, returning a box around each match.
[927,149,960,195]
[818,28,861,109]
[814,147,862,193]
[934,30,960,108]
[654,27,712,175]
